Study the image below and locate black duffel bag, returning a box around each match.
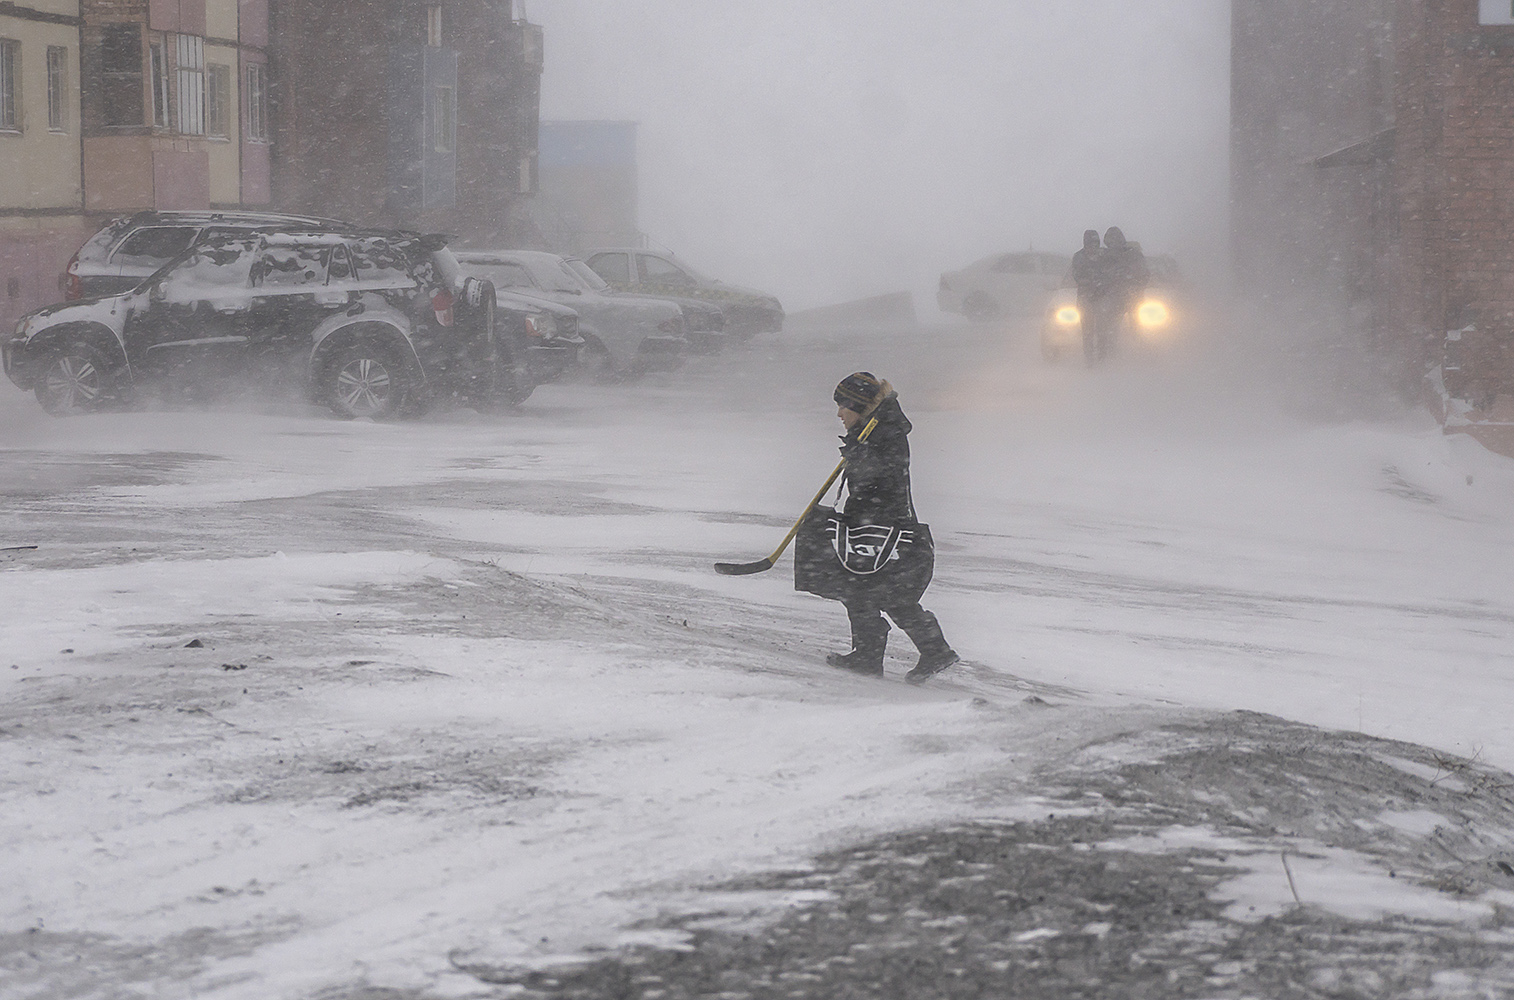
[794,504,935,605]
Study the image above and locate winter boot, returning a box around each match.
[827,611,889,677]
[895,608,959,685]
[905,647,960,685]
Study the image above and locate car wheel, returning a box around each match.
[35,341,119,416]
[480,343,535,411]
[962,292,1000,322]
[324,341,409,420]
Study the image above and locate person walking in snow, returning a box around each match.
[1068,226,1150,365]
[1067,228,1105,307]
[1068,228,1117,365]
[795,372,959,684]
[1100,226,1149,314]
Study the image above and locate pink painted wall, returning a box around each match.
[0,223,96,335]
[149,0,207,34]
[148,0,178,31]
[179,0,206,37]
[153,150,211,210]
[239,0,267,48]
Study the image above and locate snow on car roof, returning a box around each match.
[258,233,353,248]
[121,209,347,227]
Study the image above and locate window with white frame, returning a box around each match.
[245,61,266,141]
[430,85,454,152]
[150,37,169,127]
[46,46,66,131]
[176,34,204,135]
[207,62,230,137]
[0,39,18,133]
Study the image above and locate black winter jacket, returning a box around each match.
[839,396,916,523]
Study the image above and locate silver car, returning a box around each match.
[456,250,686,373]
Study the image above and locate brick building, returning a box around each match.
[1232,0,1514,412]
[269,0,543,246]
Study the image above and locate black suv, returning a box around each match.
[6,229,581,419]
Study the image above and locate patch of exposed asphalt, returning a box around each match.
[440,712,1514,1000]
[0,450,223,499]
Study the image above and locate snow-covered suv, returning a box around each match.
[61,210,347,302]
[6,230,578,418]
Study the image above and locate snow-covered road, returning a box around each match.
[3,321,1513,997]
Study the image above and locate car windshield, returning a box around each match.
[564,259,610,291]
[538,260,584,293]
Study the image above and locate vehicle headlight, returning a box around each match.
[1054,305,1081,327]
[1135,299,1171,330]
[525,313,556,339]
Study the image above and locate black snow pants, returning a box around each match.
[845,600,951,659]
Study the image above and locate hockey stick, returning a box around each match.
[714,416,877,576]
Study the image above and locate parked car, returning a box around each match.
[582,248,783,338]
[560,257,727,354]
[455,250,686,374]
[6,229,576,418]
[937,250,1071,321]
[493,290,584,388]
[1039,253,1185,363]
[61,210,349,301]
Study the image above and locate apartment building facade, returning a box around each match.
[0,1,84,334]
[0,0,270,333]
[533,119,640,253]
[80,0,270,215]
[1,1,544,336]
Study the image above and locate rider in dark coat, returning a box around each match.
[822,372,958,684]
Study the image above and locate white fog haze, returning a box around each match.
[6,1,1514,996]
[533,0,1232,309]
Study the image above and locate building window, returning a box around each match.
[150,37,169,127]
[176,34,204,135]
[101,24,143,126]
[430,85,454,152]
[0,39,16,133]
[46,46,66,132]
[427,5,443,46]
[245,62,266,141]
[206,62,230,137]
